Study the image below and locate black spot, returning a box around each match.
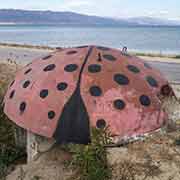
[19,102,26,113]
[96,119,106,129]
[89,86,102,97]
[146,76,158,87]
[40,89,48,99]
[103,54,116,61]
[9,90,15,99]
[26,62,32,67]
[144,62,152,69]
[97,46,110,51]
[23,80,30,88]
[160,84,172,96]
[88,64,101,73]
[24,68,32,74]
[114,74,129,85]
[127,65,140,73]
[42,55,52,60]
[76,45,89,48]
[113,99,126,110]
[140,95,151,106]
[43,64,56,71]
[48,111,55,119]
[10,80,15,87]
[57,82,68,91]
[64,64,78,72]
[67,50,77,55]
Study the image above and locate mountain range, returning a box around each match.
[0,9,180,26]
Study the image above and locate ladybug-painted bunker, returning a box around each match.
[3,46,172,144]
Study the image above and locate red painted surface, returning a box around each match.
[4,46,170,140]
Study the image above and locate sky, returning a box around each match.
[0,0,180,20]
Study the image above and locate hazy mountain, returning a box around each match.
[126,16,180,26]
[0,9,132,26]
[0,9,179,26]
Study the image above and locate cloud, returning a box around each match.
[61,0,95,10]
[22,0,95,12]
[146,10,170,18]
[159,10,169,15]
[6,0,179,20]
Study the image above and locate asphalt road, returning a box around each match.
[0,46,180,83]
[149,61,180,83]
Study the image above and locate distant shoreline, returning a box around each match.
[0,23,180,27]
[0,42,179,59]
[0,42,54,50]
[0,22,16,25]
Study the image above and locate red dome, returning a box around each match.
[3,46,170,144]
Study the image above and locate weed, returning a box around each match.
[174,138,180,146]
[175,55,180,59]
[67,127,112,180]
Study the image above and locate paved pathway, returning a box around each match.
[0,46,50,65]
[149,61,180,83]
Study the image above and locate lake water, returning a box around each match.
[0,25,180,54]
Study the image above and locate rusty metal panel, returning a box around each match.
[4,46,171,143]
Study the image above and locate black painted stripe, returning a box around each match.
[53,46,93,144]
[77,46,93,85]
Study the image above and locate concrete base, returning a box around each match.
[14,126,26,148]
[27,131,55,163]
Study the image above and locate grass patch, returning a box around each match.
[66,128,112,180]
[174,55,180,59]
[134,52,163,57]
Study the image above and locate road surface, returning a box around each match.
[149,61,180,83]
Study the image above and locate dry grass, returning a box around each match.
[112,159,162,180]
[0,62,26,179]
[132,52,180,59]
[110,124,180,180]
[0,43,55,50]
